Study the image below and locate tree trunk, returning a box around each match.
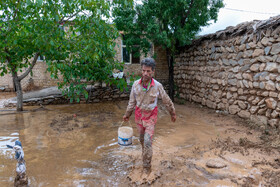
[9,53,39,111]
[166,49,174,101]
[12,71,23,111]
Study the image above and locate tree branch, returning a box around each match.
[4,48,11,63]
[2,0,21,38]
[13,0,20,21]
[59,11,82,24]
[18,52,39,81]
[181,0,194,26]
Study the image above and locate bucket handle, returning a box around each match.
[120,120,132,127]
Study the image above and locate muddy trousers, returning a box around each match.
[137,124,155,171]
[135,107,158,171]
[140,133,153,170]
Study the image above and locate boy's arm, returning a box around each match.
[159,84,176,121]
[123,82,137,120]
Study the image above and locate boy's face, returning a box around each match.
[141,65,154,82]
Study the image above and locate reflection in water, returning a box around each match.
[0,133,19,156]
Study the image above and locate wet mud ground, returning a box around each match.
[0,98,280,186]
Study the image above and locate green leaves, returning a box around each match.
[113,0,224,55]
[1,0,125,103]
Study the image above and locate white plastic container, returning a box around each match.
[118,122,133,146]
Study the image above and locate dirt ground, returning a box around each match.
[119,100,280,187]
[47,100,280,186]
[1,96,280,186]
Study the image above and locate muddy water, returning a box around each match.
[0,92,16,100]
[0,101,272,186]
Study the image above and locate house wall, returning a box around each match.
[0,59,60,92]
[154,45,169,86]
[0,73,13,91]
[114,35,168,82]
[174,16,280,127]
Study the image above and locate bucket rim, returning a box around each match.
[118,142,132,146]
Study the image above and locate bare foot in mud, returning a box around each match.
[142,167,151,175]
[127,166,161,185]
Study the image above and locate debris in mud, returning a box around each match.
[244,119,280,151]
[89,111,114,122]
[262,170,280,186]
[160,160,175,169]
[210,136,275,156]
[232,176,260,187]
[127,165,161,185]
[30,104,51,112]
[211,137,249,156]
[49,111,115,132]
[49,114,90,132]
[252,158,280,169]
[260,132,280,150]
[206,158,227,169]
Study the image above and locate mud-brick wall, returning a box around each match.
[21,60,63,90]
[174,18,280,127]
[0,73,13,91]
[0,60,62,92]
[154,46,169,86]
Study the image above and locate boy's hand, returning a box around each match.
[123,115,129,121]
[171,113,176,122]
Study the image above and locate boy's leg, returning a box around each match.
[142,123,155,173]
[136,107,158,173]
[143,132,153,173]
[137,124,145,150]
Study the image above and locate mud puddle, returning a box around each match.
[0,100,279,186]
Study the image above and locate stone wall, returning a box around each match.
[18,85,131,107]
[174,16,280,127]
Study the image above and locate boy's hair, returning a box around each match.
[141,57,156,71]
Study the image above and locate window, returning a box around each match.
[121,35,140,64]
[38,55,45,61]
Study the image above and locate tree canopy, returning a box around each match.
[0,0,125,110]
[113,0,224,99]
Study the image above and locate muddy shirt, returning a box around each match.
[125,78,175,117]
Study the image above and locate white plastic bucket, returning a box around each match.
[118,122,133,146]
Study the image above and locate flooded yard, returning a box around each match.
[0,99,280,186]
[0,93,16,100]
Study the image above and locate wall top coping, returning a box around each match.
[191,15,280,46]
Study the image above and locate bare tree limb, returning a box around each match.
[18,52,39,81]
[59,11,82,24]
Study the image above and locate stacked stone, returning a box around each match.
[86,84,130,103]
[7,84,131,107]
[174,25,280,127]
